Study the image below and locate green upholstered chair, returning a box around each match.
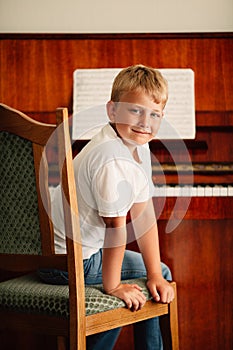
[0,104,179,350]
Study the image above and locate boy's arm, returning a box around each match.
[130,198,174,303]
[102,216,147,311]
[102,216,126,291]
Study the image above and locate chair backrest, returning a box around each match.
[0,103,60,268]
[0,104,86,348]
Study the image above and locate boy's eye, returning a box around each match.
[150,112,161,120]
[128,105,162,120]
[129,108,142,115]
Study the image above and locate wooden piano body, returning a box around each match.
[151,139,233,350]
[0,33,232,350]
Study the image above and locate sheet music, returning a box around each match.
[72,68,195,140]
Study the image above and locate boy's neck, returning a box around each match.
[109,123,141,163]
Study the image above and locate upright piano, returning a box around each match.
[149,117,233,350]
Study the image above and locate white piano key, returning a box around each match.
[190,186,197,197]
[177,186,187,197]
[154,186,166,197]
[197,186,205,196]
[204,186,213,197]
[220,186,228,196]
[159,186,167,197]
[174,186,181,197]
[153,186,159,197]
[228,186,233,196]
[212,186,220,196]
[179,186,185,197]
[166,186,175,197]
[153,185,233,197]
[184,186,193,197]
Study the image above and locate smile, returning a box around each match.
[132,128,150,135]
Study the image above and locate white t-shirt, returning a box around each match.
[52,123,154,259]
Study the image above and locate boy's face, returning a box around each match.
[107,90,164,145]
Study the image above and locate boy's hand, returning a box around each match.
[107,283,147,311]
[146,274,174,304]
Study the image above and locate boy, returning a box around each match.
[40,65,174,349]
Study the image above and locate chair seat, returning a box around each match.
[0,274,152,318]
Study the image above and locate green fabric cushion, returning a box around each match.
[0,274,151,318]
[0,132,41,254]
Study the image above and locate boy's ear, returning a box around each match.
[106,101,116,122]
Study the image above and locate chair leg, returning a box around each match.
[169,283,179,350]
[57,336,68,350]
[160,282,179,350]
[160,314,172,350]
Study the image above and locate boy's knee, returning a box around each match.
[161,262,172,281]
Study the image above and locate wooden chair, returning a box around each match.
[0,104,179,350]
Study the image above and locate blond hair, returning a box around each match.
[111,64,168,107]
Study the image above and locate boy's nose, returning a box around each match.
[137,112,151,129]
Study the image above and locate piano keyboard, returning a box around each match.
[154,185,233,197]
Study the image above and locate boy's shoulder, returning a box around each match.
[79,124,120,156]
[74,124,121,165]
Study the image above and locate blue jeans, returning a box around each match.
[38,250,172,350]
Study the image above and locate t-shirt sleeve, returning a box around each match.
[92,158,151,217]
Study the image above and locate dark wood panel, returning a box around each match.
[158,219,233,350]
[0,34,232,113]
[126,215,233,350]
[126,216,232,349]
[154,196,233,220]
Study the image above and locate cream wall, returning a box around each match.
[0,0,232,33]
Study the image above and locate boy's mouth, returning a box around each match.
[131,128,150,135]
